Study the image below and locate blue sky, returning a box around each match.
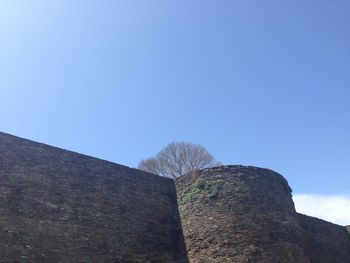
[1,1,349,202]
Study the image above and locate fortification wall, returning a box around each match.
[299,213,350,262]
[176,166,308,263]
[2,132,349,262]
[0,132,188,262]
[176,165,350,263]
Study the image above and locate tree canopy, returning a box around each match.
[138,142,220,178]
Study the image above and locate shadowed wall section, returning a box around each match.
[0,132,188,262]
[299,214,350,263]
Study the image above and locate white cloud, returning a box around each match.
[293,194,350,226]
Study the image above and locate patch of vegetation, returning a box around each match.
[178,178,225,206]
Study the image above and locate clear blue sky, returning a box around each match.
[1,1,349,195]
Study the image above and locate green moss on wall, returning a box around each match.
[178,178,225,206]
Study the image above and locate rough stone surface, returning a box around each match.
[0,132,188,263]
[299,214,350,263]
[176,165,350,263]
[2,132,350,263]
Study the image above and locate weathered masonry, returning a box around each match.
[176,166,350,263]
[1,132,350,262]
[0,132,188,262]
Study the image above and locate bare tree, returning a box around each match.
[138,142,220,178]
[138,157,163,176]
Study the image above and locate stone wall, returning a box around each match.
[0,132,188,262]
[2,132,349,263]
[176,165,350,263]
[299,214,350,263]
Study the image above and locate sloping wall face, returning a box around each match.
[0,132,188,263]
[176,166,350,263]
[299,214,350,263]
